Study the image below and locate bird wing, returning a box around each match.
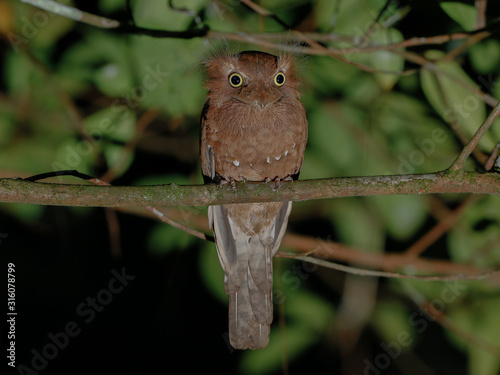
[200,100,216,181]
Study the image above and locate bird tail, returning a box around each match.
[228,267,273,349]
[209,202,292,349]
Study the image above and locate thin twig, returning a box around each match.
[403,195,479,258]
[431,70,488,166]
[358,0,394,46]
[485,142,500,171]
[104,208,122,258]
[401,50,498,108]
[277,253,500,281]
[231,0,410,75]
[19,0,119,28]
[475,0,488,30]
[450,101,500,171]
[440,30,490,62]
[405,286,500,357]
[283,233,492,276]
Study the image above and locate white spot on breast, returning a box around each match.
[292,142,296,149]
[274,155,281,161]
[284,150,289,156]
[266,156,270,164]
[233,160,240,167]
[249,163,253,167]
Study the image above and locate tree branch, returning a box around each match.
[1,170,499,207]
[451,101,500,170]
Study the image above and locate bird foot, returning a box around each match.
[219,178,238,195]
[265,176,293,192]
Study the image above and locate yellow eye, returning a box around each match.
[229,73,243,88]
[274,72,285,86]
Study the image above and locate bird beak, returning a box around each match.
[251,92,281,109]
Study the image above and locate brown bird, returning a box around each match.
[200,51,308,349]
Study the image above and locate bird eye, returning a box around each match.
[229,73,243,88]
[274,72,285,86]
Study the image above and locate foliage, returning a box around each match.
[1,0,500,374]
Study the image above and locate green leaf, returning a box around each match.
[448,298,500,375]
[198,241,226,303]
[0,203,45,223]
[314,0,339,31]
[440,2,477,31]
[469,39,500,74]
[84,107,136,143]
[51,138,96,176]
[331,199,384,250]
[148,223,194,254]
[306,103,363,176]
[420,50,496,149]
[370,28,405,90]
[373,92,457,174]
[372,300,415,347]
[5,52,44,96]
[448,196,500,267]
[309,55,360,96]
[369,195,427,240]
[103,143,134,178]
[99,0,125,13]
[240,289,334,375]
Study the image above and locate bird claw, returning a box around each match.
[219,178,238,195]
[266,176,293,192]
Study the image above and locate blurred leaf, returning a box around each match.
[369,195,427,240]
[343,74,381,105]
[0,105,16,147]
[58,31,135,97]
[148,223,194,254]
[307,103,362,176]
[374,92,457,173]
[130,37,206,116]
[314,0,339,31]
[84,107,136,143]
[94,62,135,97]
[370,28,405,90]
[333,0,386,38]
[440,2,477,31]
[198,241,226,303]
[52,138,96,175]
[5,52,44,96]
[261,0,310,10]
[0,137,63,174]
[99,0,125,13]
[331,198,384,250]
[309,56,360,96]
[0,203,44,222]
[372,300,415,347]
[448,298,500,375]
[448,196,500,267]
[103,143,134,178]
[133,0,207,30]
[240,289,334,375]
[420,50,497,149]
[469,40,500,75]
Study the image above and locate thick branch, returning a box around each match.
[0,171,499,207]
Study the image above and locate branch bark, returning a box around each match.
[1,170,499,208]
